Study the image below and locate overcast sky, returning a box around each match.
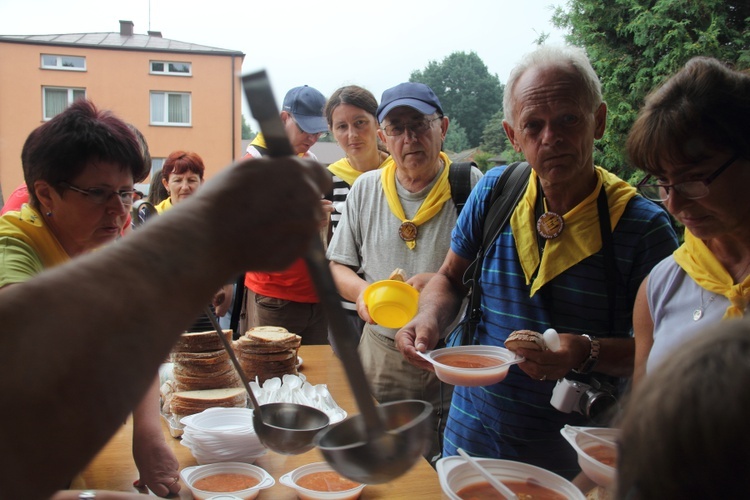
[0,0,568,127]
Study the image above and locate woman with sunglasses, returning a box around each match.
[628,57,750,386]
[0,100,182,497]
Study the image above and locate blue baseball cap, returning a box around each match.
[377,82,443,123]
[282,85,328,134]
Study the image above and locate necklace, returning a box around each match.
[693,288,717,321]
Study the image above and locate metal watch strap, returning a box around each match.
[79,491,96,500]
[573,334,600,374]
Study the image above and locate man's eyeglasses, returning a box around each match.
[636,155,739,202]
[292,119,327,139]
[61,182,136,206]
[383,116,442,137]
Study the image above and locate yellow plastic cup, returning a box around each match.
[363,280,420,329]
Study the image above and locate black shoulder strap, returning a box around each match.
[448,161,475,215]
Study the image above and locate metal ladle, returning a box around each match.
[130,198,330,455]
[243,70,433,483]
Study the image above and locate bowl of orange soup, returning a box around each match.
[560,425,619,487]
[279,462,366,500]
[180,462,275,500]
[418,345,524,386]
[437,456,586,500]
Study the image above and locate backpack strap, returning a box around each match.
[448,161,475,215]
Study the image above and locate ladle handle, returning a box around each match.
[204,306,263,411]
[304,239,386,435]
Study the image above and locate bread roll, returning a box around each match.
[504,329,546,353]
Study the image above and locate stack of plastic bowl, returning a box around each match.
[180,407,266,464]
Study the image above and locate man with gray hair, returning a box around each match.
[396,45,678,477]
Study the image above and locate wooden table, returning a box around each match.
[77,345,445,498]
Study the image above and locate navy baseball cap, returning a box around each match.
[376,82,443,123]
[282,85,328,134]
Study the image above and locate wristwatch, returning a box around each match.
[573,334,600,374]
[79,491,96,500]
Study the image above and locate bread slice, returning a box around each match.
[172,329,233,353]
[170,387,247,416]
[388,268,408,281]
[504,329,546,353]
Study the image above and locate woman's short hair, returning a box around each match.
[324,85,379,128]
[21,99,148,207]
[161,151,205,182]
[503,45,603,127]
[617,319,750,499]
[627,57,750,175]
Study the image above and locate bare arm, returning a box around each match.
[632,276,655,387]
[396,249,471,370]
[0,157,330,500]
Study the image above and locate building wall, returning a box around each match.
[0,40,244,200]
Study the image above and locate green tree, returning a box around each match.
[480,110,508,155]
[553,0,750,179]
[444,120,471,153]
[411,51,504,148]
[241,114,255,140]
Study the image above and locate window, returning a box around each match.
[151,158,165,178]
[150,92,191,126]
[43,87,86,119]
[150,61,192,76]
[41,54,86,71]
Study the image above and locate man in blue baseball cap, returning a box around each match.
[241,84,333,346]
[326,81,483,463]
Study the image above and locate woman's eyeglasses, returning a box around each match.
[636,155,739,202]
[61,182,136,206]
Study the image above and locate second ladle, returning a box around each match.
[205,307,330,455]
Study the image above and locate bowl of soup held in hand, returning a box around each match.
[437,456,585,500]
[180,461,275,500]
[419,345,524,386]
[560,426,619,487]
[280,462,366,500]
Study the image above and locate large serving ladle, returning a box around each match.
[243,71,433,484]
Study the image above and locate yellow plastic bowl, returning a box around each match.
[363,280,419,329]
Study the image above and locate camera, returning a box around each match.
[550,377,618,423]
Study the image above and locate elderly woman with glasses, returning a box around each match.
[0,100,183,497]
[629,56,750,386]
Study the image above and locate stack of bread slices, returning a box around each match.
[233,326,301,384]
[167,329,246,418]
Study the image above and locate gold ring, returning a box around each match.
[170,477,179,486]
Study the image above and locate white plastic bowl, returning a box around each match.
[180,462,274,500]
[560,425,619,487]
[419,345,523,386]
[437,456,585,500]
[180,408,266,464]
[280,462,366,500]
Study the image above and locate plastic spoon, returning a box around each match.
[543,328,561,352]
[564,424,618,447]
[457,448,518,500]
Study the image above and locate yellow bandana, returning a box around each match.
[250,133,267,150]
[0,204,69,268]
[511,167,636,296]
[673,231,750,318]
[381,151,453,250]
[328,158,367,187]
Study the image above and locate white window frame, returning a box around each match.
[151,158,165,178]
[43,87,86,120]
[150,60,192,76]
[41,54,86,71]
[150,91,192,126]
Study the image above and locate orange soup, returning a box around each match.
[457,480,566,500]
[437,353,503,369]
[585,444,617,467]
[297,471,361,492]
[193,472,259,492]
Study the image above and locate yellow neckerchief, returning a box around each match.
[154,197,173,214]
[511,166,636,296]
[673,231,750,318]
[0,204,69,268]
[250,133,267,150]
[328,158,367,187]
[381,151,453,250]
